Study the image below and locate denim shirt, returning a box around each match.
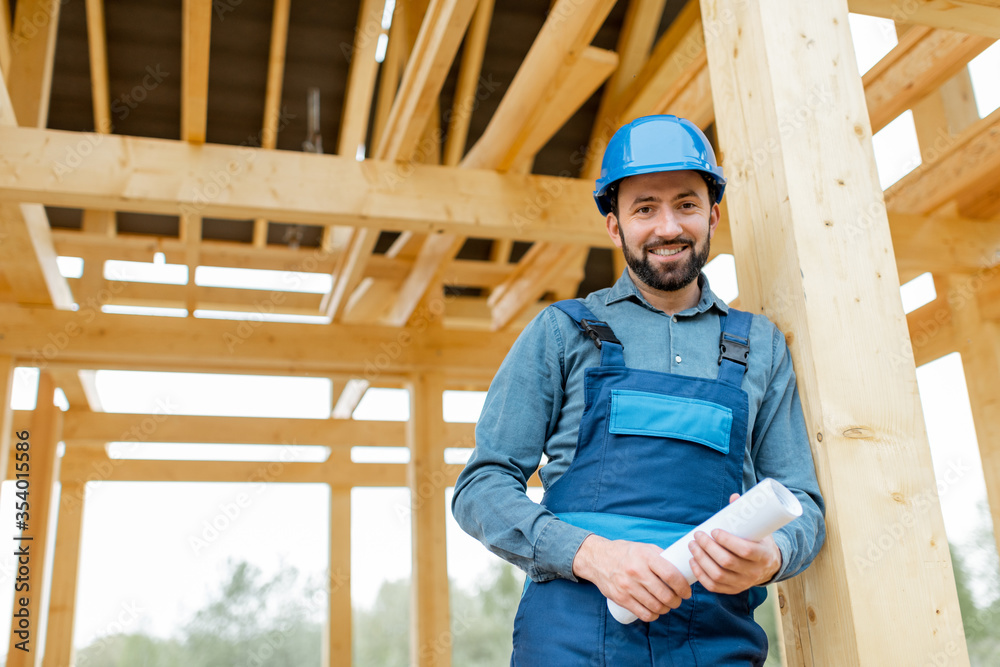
[452,270,826,584]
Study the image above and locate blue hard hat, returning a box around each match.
[593,115,726,216]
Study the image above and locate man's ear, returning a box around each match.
[707,202,721,240]
[606,212,622,249]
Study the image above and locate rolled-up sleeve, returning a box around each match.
[451,309,592,582]
[751,326,826,582]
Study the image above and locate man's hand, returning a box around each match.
[688,493,783,594]
[572,534,692,623]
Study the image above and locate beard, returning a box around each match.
[618,226,711,293]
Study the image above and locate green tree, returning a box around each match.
[352,579,410,667]
[74,560,322,667]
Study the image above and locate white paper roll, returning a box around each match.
[607,477,803,625]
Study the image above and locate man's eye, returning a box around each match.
[636,206,652,214]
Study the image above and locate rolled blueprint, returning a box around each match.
[608,477,803,625]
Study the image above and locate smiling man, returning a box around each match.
[452,115,826,666]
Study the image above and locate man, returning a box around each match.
[452,115,825,666]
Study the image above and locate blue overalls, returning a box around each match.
[511,300,768,666]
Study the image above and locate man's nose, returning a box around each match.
[652,210,684,238]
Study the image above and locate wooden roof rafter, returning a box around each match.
[251,0,293,248]
[847,0,1000,39]
[864,25,993,134]
[488,0,708,330]
[377,0,618,329]
[321,0,480,322]
[884,106,1000,215]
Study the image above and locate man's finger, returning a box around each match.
[691,531,741,572]
[709,529,759,560]
[649,557,692,600]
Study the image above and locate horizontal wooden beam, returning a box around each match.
[0,304,517,377]
[885,106,1000,215]
[907,296,957,367]
[864,26,993,134]
[51,231,517,289]
[48,409,475,446]
[846,0,1000,39]
[889,212,1000,275]
[0,126,608,245]
[57,449,418,487]
[67,276,324,315]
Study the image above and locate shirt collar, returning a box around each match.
[605,269,730,317]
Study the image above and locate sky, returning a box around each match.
[2,11,1000,657]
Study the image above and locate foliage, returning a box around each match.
[74,560,323,667]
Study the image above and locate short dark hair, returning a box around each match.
[608,173,718,219]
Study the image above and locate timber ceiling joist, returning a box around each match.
[1,0,999,338]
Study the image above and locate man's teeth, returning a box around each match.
[649,247,684,256]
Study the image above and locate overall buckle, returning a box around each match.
[580,319,621,350]
[718,331,749,366]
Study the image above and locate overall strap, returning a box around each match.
[550,300,625,367]
[717,308,752,386]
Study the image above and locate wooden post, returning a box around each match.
[42,480,87,667]
[0,355,14,484]
[701,0,969,664]
[325,488,352,667]
[7,372,63,667]
[406,373,450,667]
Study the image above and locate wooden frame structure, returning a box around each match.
[1,0,999,664]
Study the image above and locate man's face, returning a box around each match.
[606,170,720,293]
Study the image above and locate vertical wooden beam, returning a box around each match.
[0,0,11,80]
[6,0,60,128]
[81,209,115,237]
[252,0,291,248]
[0,355,14,485]
[41,480,86,667]
[406,373,450,667]
[85,0,111,133]
[325,488,352,667]
[178,0,210,311]
[939,274,1000,587]
[180,213,201,313]
[6,372,62,667]
[702,0,969,664]
[181,0,212,144]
